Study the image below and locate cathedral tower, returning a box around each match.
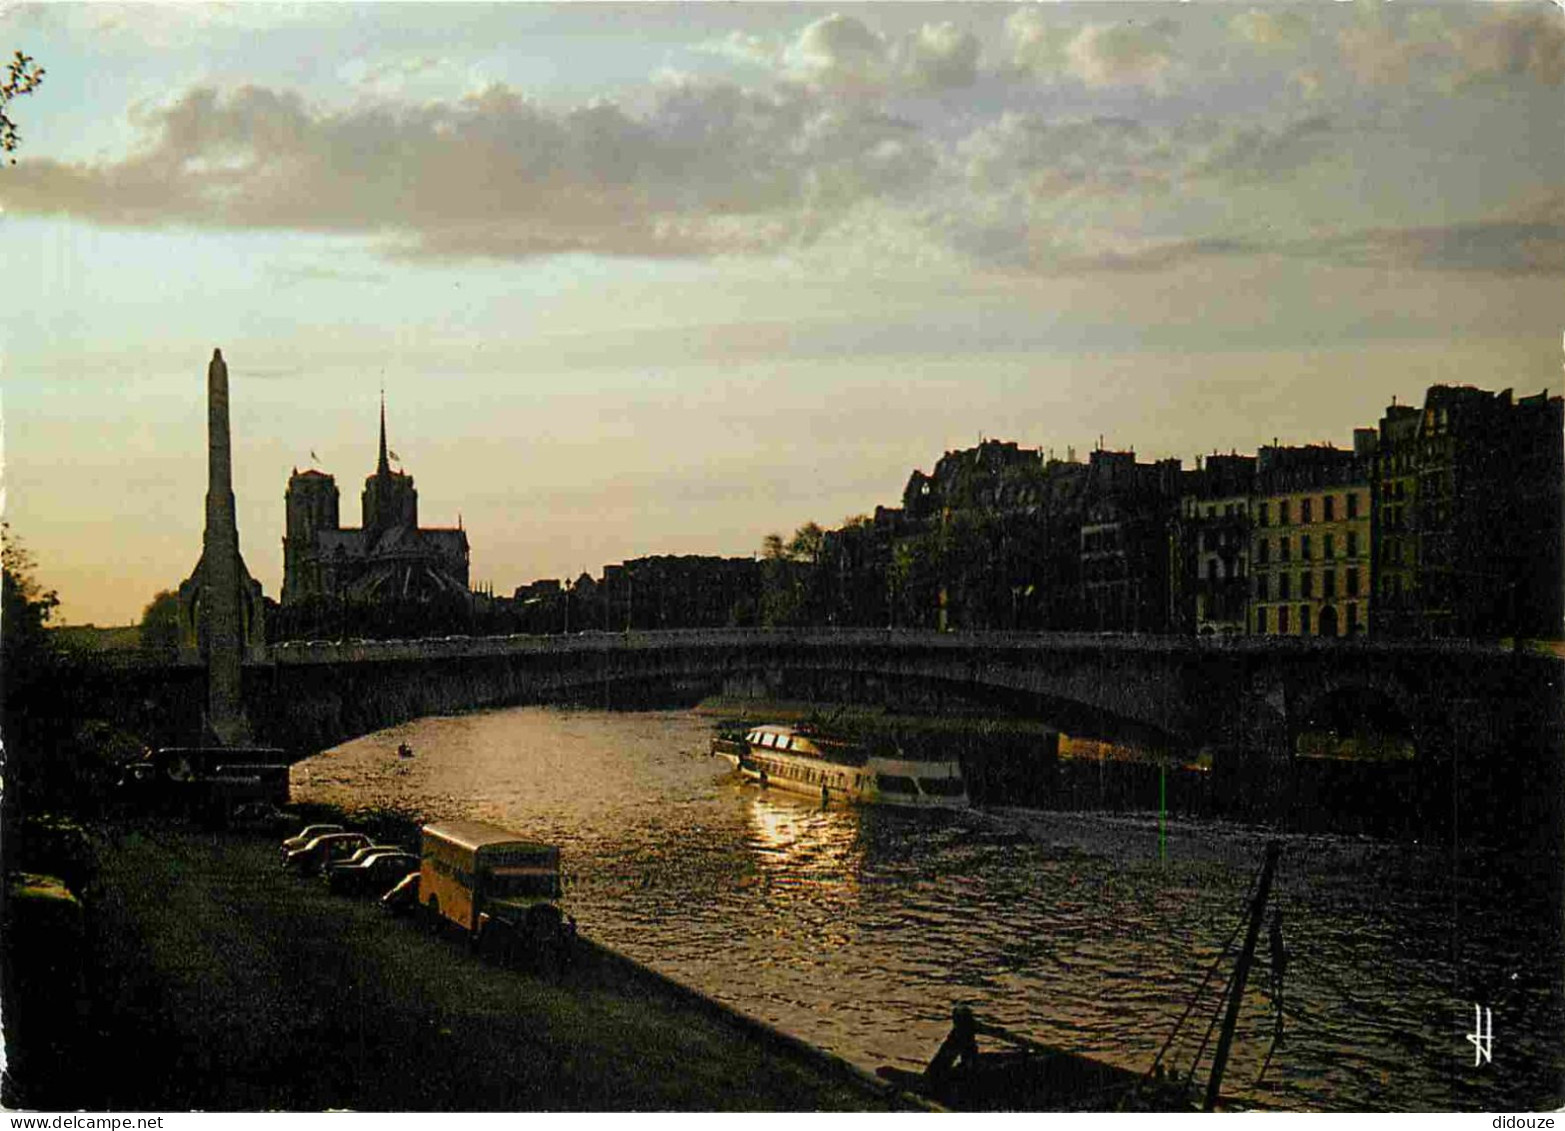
[283,468,340,604]
[361,392,418,545]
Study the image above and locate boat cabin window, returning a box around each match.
[876,774,918,794]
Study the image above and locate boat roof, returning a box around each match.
[422,819,555,854]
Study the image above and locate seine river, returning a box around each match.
[291,706,1563,1112]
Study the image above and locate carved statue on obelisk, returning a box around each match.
[176,348,266,745]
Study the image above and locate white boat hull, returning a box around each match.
[714,725,969,810]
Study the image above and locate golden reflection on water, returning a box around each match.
[294,706,1565,1113]
[745,791,862,892]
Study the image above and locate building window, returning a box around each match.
[1280,537,1291,563]
[1347,603,1359,633]
[1347,567,1360,596]
[1255,607,1268,634]
[1302,498,1313,523]
[1300,605,1311,634]
[1301,535,1312,560]
[1323,569,1336,597]
[1257,538,1270,564]
[1348,493,1360,519]
[1259,502,1270,527]
[1346,530,1359,557]
[1324,495,1335,521]
[1301,571,1313,598]
[1279,606,1290,633]
[1279,572,1291,599]
[1279,501,1291,525]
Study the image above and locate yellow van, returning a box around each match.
[419,820,573,969]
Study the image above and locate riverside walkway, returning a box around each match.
[53,822,903,1112]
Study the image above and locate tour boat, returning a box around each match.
[711,723,968,809]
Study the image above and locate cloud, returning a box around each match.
[1336,8,1444,87]
[9,66,1549,280]
[1307,217,1565,275]
[0,76,1347,274]
[787,13,892,94]
[1067,20,1179,89]
[1004,8,1072,78]
[960,112,1163,197]
[694,30,786,72]
[1229,10,1310,51]
[959,111,1336,202]
[776,14,981,96]
[1336,5,1563,90]
[1005,10,1179,89]
[340,54,454,95]
[897,22,982,93]
[1190,115,1334,183]
[1445,8,1565,88]
[0,79,935,261]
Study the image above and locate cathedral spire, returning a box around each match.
[378,386,390,476]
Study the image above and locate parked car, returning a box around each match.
[329,851,420,897]
[325,843,404,874]
[280,824,344,860]
[381,870,420,916]
[284,832,372,876]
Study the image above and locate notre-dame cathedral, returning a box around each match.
[281,397,470,606]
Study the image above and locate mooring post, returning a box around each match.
[1203,840,1281,1112]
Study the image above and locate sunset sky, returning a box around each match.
[3,1,1562,626]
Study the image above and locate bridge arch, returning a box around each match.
[1287,668,1423,760]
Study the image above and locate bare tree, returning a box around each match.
[2,50,45,161]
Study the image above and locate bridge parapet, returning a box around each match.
[258,628,1522,667]
[243,628,1557,766]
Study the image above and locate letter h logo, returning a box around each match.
[1467,1003,1493,1067]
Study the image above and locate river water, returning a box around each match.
[291,706,1563,1112]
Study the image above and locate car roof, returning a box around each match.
[304,832,367,847]
[352,849,413,863]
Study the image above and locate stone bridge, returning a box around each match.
[118,629,1563,767]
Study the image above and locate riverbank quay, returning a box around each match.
[13,820,910,1112]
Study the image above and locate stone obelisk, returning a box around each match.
[201,347,251,746]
